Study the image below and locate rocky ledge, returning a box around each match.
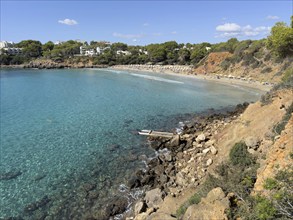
[111,103,249,220]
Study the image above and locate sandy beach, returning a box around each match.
[111,64,273,92]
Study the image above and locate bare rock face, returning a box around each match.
[183,187,230,220]
[145,188,163,209]
[146,212,177,220]
[210,146,218,155]
[206,158,213,166]
[245,136,260,150]
[196,133,206,143]
[135,201,147,215]
[166,135,180,149]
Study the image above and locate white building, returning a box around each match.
[0,41,22,55]
[2,48,22,55]
[139,49,148,55]
[80,46,102,56]
[116,50,131,56]
[85,49,95,56]
[0,41,14,49]
[54,41,64,45]
[96,46,110,55]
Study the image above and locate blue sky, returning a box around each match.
[1,1,292,45]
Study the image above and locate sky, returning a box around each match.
[0,0,292,45]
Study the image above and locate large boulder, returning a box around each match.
[145,188,163,209]
[245,136,260,150]
[196,133,206,143]
[166,135,180,149]
[104,196,128,217]
[146,212,177,220]
[183,187,229,220]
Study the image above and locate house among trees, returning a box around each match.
[0,41,22,55]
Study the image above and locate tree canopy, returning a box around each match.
[267,21,293,58]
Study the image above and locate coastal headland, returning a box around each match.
[117,85,293,220]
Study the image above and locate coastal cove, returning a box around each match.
[0,68,264,218]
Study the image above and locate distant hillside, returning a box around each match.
[193,50,293,83]
[1,17,292,83]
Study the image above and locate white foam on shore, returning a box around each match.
[102,69,128,74]
[176,121,185,134]
[130,73,184,84]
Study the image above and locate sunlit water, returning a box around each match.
[0,68,263,218]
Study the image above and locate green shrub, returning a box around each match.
[220,59,231,70]
[229,142,255,167]
[273,102,293,135]
[176,193,204,218]
[264,53,271,61]
[234,40,252,56]
[255,196,276,220]
[263,178,278,190]
[282,67,293,83]
[261,67,272,74]
[251,61,260,69]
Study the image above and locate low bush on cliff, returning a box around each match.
[176,193,203,217]
[260,67,293,106]
[229,142,256,167]
[235,166,293,220]
[176,142,258,218]
[273,102,293,136]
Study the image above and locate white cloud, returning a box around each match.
[215,22,271,38]
[216,23,241,32]
[143,23,149,27]
[171,31,177,34]
[266,15,279,20]
[113,32,144,39]
[58,18,78,25]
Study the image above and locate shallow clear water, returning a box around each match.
[0,68,263,218]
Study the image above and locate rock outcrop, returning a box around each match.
[183,187,230,220]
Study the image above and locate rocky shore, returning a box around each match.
[1,62,272,91]
[113,64,194,75]
[105,103,249,220]
[0,60,108,69]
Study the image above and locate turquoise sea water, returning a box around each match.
[0,68,263,218]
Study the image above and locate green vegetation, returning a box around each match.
[1,17,292,73]
[273,102,293,136]
[282,67,293,82]
[176,193,203,217]
[260,66,293,106]
[267,20,293,58]
[263,178,278,190]
[177,139,292,220]
[176,142,259,219]
[229,142,255,166]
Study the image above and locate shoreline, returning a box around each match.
[121,103,250,219]
[1,64,273,92]
[110,64,273,92]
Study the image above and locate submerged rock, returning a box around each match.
[104,196,128,217]
[24,196,51,213]
[0,170,22,180]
